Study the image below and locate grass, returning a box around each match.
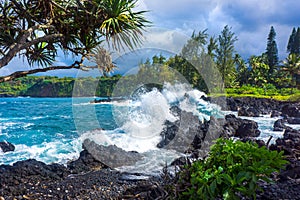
[210,84,300,101]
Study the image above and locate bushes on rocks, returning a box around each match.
[177,138,287,200]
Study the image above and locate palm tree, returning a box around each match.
[282,53,300,89]
[249,55,269,87]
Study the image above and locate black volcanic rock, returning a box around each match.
[67,149,108,173]
[270,128,300,181]
[281,104,300,118]
[238,106,260,117]
[287,117,300,124]
[157,110,205,153]
[0,141,15,153]
[82,139,142,169]
[223,114,261,138]
[273,119,289,131]
[157,120,180,148]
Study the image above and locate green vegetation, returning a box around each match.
[137,25,300,98]
[0,75,121,97]
[177,138,288,200]
[224,84,300,101]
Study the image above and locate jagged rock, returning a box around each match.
[0,141,15,153]
[236,119,260,137]
[223,114,260,138]
[157,120,180,148]
[287,117,300,124]
[281,104,300,118]
[67,150,108,173]
[270,128,300,181]
[238,106,260,117]
[271,110,281,118]
[82,139,142,169]
[169,105,182,117]
[0,159,69,191]
[158,111,205,153]
[279,165,300,181]
[273,119,289,131]
[225,97,239,111]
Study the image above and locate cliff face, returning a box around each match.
[23,81,74,97]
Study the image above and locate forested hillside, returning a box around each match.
[0,75,121,97]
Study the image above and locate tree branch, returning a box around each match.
[0,24,63,69]
[0,62,82,83]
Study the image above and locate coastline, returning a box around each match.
[1,96,300,199]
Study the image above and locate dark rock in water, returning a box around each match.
[223,114,260,138]
[90,97,127,104]
[157,120,180,148]
[271,110,281,118]
[170,156,190,166]
[169,105,182,117]
[83,139,142,169]
[283,128,300,141]
[281,104,300,118]
[273,119,289,131]
[158,111,205,153]
[0,141,15,152]
[67,150,108,173]
[221,97,281,114]
[287,117,300,124]
[238,106,260,117]
[236,119,260,137]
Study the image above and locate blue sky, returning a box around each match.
[1,0,300,77]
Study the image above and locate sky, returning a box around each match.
[1,0,300,77]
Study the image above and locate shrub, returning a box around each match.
[178,138,287,200]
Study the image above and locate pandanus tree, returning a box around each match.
[282,53,300,89]
[0,0,149,82]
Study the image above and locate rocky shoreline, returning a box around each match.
[1,97,300,199]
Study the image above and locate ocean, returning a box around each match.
[0,84,287,174]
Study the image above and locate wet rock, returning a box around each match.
[82,139,142,169]
[223,114,261,138]
[67,149,108,173]
[0,141,15,152]
[236,119,260,137]
[221,97,281,114]
[287,117,300,124]
[281,104,300,118]
[273,119,289,131]
[224,97,239,111]
[157,120,180,148]
[159,111,205,153]
[169,105,182,117]
[270,110,281,118]
[238,106,260,117]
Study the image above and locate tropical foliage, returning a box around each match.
[0,0,149,82]
[178,138,287,200]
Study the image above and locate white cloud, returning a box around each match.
[143,28,190,54]
[137,0,298,60]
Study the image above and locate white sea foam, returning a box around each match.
[0,140,82,165]
[75,83,223,173]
